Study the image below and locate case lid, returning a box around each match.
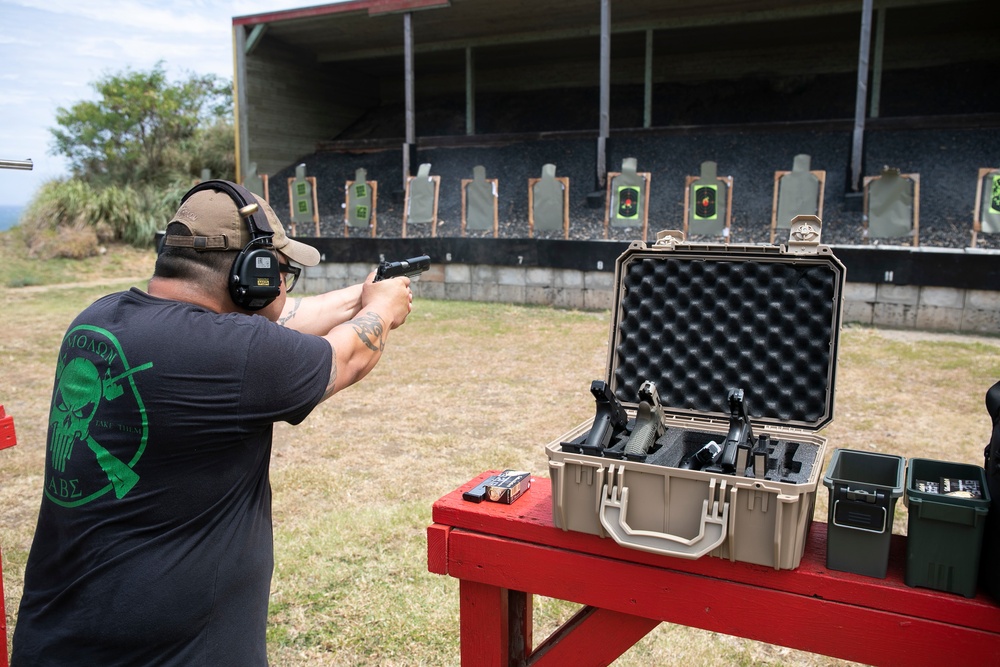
[607,232,845,431]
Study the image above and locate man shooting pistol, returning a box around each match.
[374,255,431,282]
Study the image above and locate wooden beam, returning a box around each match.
[643,29,653,129]
[597,0,610,190]
[233,24,249,184]
[366,0,450,17]
[404,11,415,145]
[869,6,886,119]
[850,0,874,193]
[245,24,267,56]
[403,11,415,189]
[465,46,475,136]
[233,0,445,25]
[315,0,961,63]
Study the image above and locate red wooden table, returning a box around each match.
[427,472,1000,667]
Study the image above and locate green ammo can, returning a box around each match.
[823,448,906,578]
[904,458,990,598]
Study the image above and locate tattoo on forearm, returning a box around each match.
[326,343,338,395]
[352,311,386,352]
[277,298,303,326]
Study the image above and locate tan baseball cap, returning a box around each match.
[163,188,321,267]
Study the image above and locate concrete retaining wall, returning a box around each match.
[302,263,1000,335]
[842,282,1000,333]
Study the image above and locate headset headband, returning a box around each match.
[180,179,274,246]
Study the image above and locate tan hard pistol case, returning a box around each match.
[546,224,845,570]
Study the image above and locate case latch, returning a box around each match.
[653,229,685,249]
[785,215,823,255]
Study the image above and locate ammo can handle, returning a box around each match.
[831,486,890,534]
[598,484,728,559]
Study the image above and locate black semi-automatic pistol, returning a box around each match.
[578,380,629,455]
[623,380,665,459]
[678,440,723,470]
[705,388,756,475]
[374,255,431,282]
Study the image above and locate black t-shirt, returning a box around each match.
[12,288,332,666]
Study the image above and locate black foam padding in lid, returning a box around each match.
[612,253,841,429]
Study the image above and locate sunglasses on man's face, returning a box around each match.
[278,262,301,292]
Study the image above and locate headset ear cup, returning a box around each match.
[173,179,278,309]
[229,246,282,310]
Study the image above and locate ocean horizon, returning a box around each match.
[0,205,24,231]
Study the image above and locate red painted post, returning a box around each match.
[1,404,16,667]
[0,405,15,452]
[1,546,7,667]
[459,579,509,667]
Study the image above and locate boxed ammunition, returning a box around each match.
[941,477,982,498]
[462,470,532,504]
[913,478,983,498]
[485,470,531,504]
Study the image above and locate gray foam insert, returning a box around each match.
[566,425,819,484]
[612,254,839,428]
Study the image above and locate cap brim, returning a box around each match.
[278,237,321,267]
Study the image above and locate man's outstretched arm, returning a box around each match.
[277,283,365,335]
[318,275,412,400]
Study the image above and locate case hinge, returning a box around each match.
[785,215,823,255]
[653,229,685,249]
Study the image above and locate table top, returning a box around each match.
[431,471,1000,635]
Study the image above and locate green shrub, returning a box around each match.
[92,185,139,243]
[15,180,97,258]
[21,179,92,231]
[24,225,100,260]
[13,177,200,255]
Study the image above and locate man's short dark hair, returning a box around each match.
[155,223,238,283]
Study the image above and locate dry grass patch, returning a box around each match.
[2,276,998,665]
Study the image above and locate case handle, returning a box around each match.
[599,484,729,559]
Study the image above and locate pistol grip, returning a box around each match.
[623,418,657,457]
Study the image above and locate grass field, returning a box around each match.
[1,244,998,665]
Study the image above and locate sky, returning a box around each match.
[0,0,335,207]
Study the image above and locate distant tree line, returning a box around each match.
[14,61,235,257]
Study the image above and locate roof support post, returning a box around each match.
[869,7,886,119]
[403,11,416,190]
[233,24,250,185]
[466,46,476,136]
[596,0,610,191]
[643,29,653,129]
[849,0,874,193]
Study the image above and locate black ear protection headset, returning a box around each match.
[172,179,282,311]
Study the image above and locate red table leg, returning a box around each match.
[460,580,510,666]
[457,577,655,667]
[459,580,535,667]
[529,606,659,667]
[1,405,15,666]
[1,546,8,667]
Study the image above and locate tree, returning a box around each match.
[49,61,233,186]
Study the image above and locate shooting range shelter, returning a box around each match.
[231,0,999,197]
